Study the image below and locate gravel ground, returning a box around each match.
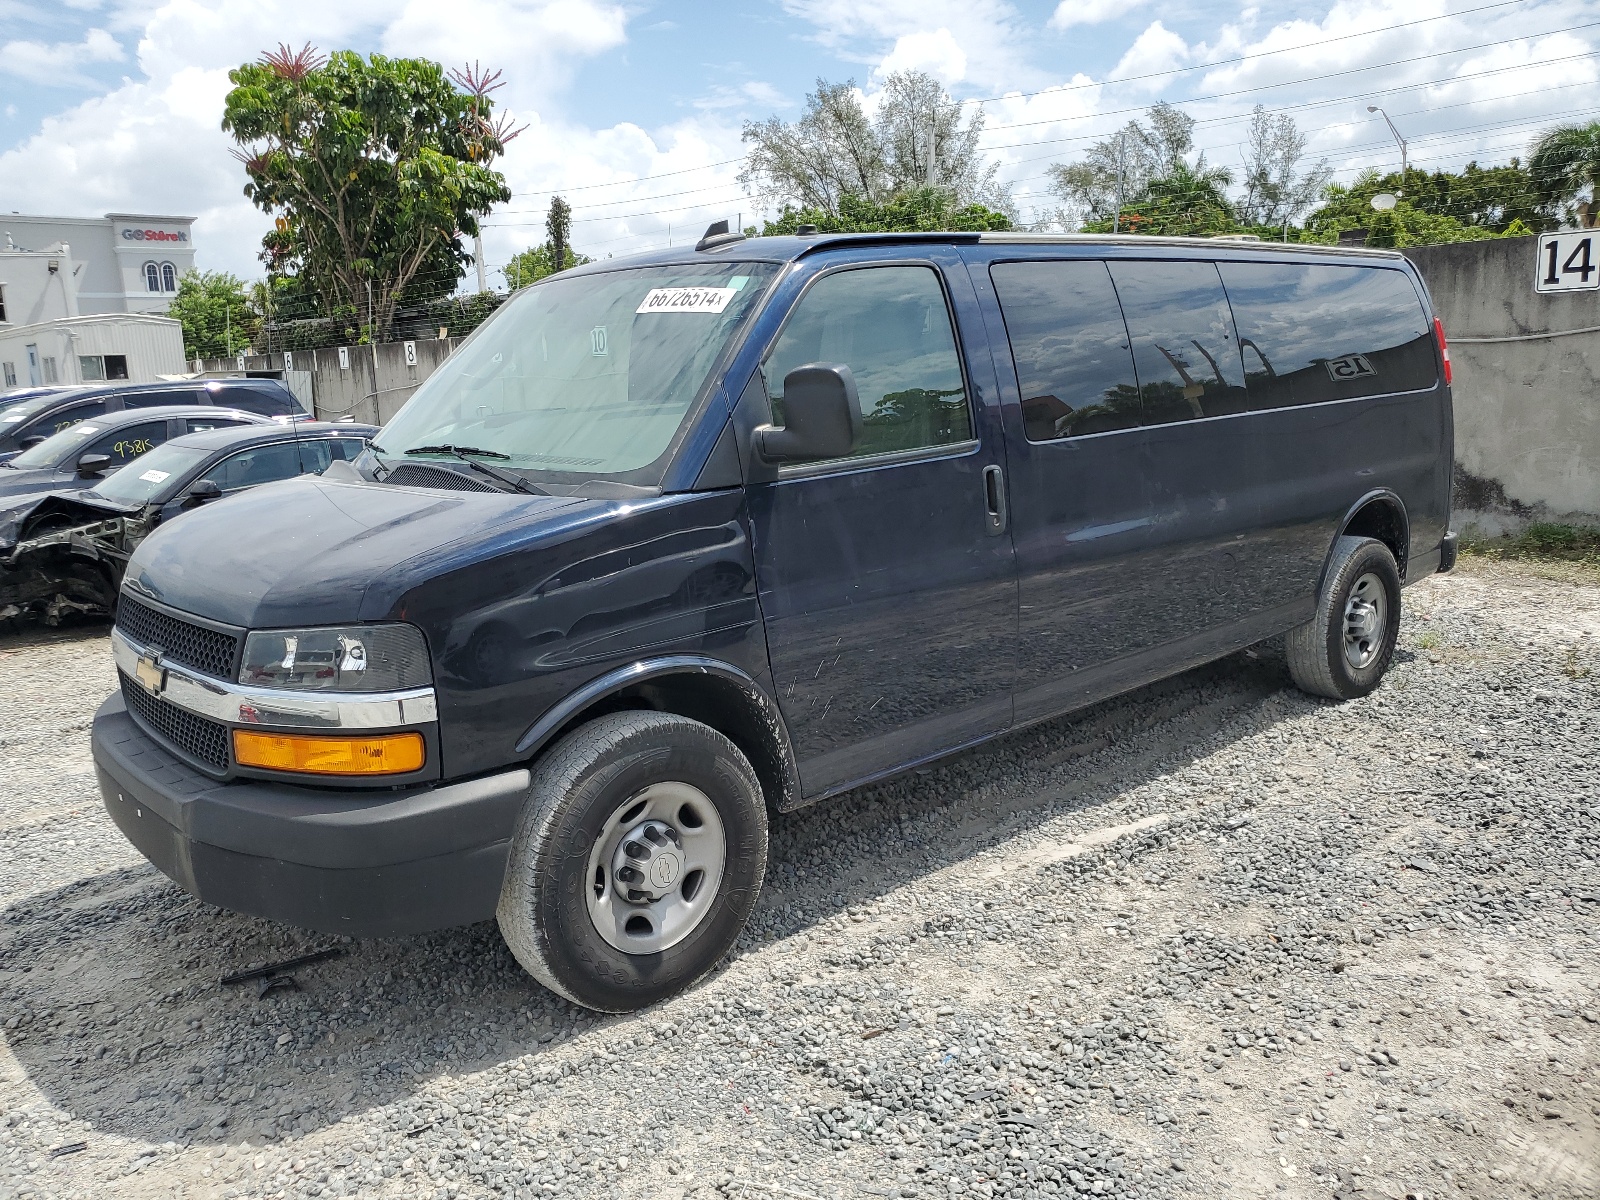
[0,560,1596,1200]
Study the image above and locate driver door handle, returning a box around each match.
[983,464,1008,536]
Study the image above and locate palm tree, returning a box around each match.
[1530,120,1600,227]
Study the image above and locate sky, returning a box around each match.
[0,0,1593,290]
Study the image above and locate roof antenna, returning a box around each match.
[695,220,745,252]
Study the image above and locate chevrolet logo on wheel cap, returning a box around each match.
[133,652,167,697]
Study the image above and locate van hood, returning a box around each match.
[124,475,596,629]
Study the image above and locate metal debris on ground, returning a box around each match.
[218,947,342,987]
[48,1142,87,1158]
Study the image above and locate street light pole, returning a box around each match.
[1366,105,1408,193]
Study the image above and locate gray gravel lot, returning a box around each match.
[0,561,1596,1200]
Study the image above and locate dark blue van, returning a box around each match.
[91,230,1455,1012]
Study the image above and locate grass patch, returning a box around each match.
[1461,522,1600,564]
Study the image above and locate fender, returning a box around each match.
[513,654,803,811]
[1318,488,1410,595]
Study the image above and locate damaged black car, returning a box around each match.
[0,420,375,624]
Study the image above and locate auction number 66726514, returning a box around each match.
[1537,231,1598,293]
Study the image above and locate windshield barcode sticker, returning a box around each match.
[636,287,738,314]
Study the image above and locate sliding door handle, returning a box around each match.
[982,464,1008,536]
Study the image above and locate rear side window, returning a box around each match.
[209,385,300,417]
[991,260,1141,440]
[185,415,252,434]
[121,388,200,408]
[1218,263,1436,408]
[1108,261,1247,425]
[297,438,364,473]
[763,265,971,460]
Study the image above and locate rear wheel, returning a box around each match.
[496,710,768,1012]
[1286,535,1401,700]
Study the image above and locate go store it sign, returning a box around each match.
[120,227,189,243]
[1536,231,1597,293]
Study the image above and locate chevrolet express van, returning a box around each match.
[92,230,1455,1012]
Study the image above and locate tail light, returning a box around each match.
[1434,317,1452,386]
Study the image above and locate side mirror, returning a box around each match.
[18,435,45,450]
[182,479,223,507]
[76,453,112,478]
[755,364,861,463]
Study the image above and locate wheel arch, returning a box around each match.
[1322,489,1410,591]
[514,656,802,812]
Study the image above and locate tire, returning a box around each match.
[1286,535,1402,700]
[496,710,768,1012]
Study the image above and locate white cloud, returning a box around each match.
[1109,21,1190,90]
[1047,0,1145,32]
[0,26,124,87]
[694,80,787,112]
[781,0,1038,92]
[874,28,968,83]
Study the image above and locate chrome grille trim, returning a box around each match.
[111,627,438,730]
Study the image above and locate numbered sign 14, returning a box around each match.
[1537,231,1598,293]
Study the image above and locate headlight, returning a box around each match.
[239,624,431,692]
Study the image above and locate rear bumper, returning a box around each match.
[92,693,528,937]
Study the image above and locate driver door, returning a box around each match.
[742,252,1017,797]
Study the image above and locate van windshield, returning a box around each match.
[374,262,777,487]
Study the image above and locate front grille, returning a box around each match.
[121,673,230,773]
[116,596,240,680]
[382,463,499,493]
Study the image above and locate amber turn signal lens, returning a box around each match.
[232,729,425,776]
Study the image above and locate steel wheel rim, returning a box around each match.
[1342,571,1387,670]
[584,781,726,955]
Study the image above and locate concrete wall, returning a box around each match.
[198,335,459,425]
[1405,236,1600,534]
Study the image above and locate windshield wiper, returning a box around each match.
[403,445,547,495]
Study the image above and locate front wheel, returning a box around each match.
[497,710,768,1012]
[1285,535,1402,700]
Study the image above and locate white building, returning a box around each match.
[0,212,195,390]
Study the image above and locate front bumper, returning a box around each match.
[92,693,529,937]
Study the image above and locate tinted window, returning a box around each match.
[991,260,1141,440]
[764,265,971,459]
[21,399,109,442]
[199,440,305,493]
[209,385,299,417]
[299,438,365,473]
[1218,263,1436,409]
[185,415,252,434]
[121,388,200,408]
[86,420,168,466]
[1108,261,1247,425]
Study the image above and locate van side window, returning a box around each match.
[1108,261,1247,425]
[1218,263,1437,409]
[991,260,1141,440]
[763,265,971,459]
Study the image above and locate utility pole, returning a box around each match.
[473,233,488,293]
[1113,132,1126,234]
[1366,105,1408,194]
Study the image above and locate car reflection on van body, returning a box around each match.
[91,229,1456,1013]
[0,421,374,623]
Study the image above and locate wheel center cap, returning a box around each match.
[611,819,685,903]
[1347,601,1377,638]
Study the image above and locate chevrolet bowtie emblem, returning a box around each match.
[133,652,167,697]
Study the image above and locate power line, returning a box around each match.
[977,38,1600,150]
[954,0,1550,108]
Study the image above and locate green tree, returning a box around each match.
[1305,166,1547,246]
[760,187,1012,235]
[741,72,1010,215]
[546,194,573,274]
[169,270,258,360]
[221,46,518,341]
[1080,161,1236,237]
[1530,119,1600,227]
[504,242,594,288]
